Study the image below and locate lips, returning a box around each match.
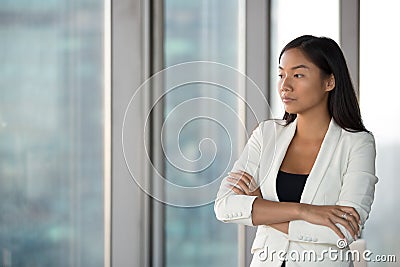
[281,96,296,103]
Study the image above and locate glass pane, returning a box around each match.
[360,1,400,265]
[270,0,339,118]
[0,1,104,266]
[163,0,241,266]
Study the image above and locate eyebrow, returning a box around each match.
[279,64,310,70]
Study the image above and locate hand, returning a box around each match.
[299,203,361,240]
[226,171,263,198]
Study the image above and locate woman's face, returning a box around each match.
[278,48,334,115]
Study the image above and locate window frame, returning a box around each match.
[110,0,360,266]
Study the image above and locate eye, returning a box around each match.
[294,74,304,78]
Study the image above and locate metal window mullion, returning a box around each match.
[149,1,165,267]
[243,0,271,266]
[103,0,112,266]
[237,0,247,265]
[112,0,149,265]
[340,0,360,98]
[142,0,152,266]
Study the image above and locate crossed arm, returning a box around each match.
[227,171,361,241]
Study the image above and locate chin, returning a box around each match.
[284,108,298,114]
[283,104,303,115]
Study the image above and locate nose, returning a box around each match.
[279,77,292,93]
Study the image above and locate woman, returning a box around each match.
[214,35,378,267]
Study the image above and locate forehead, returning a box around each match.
[279,48,316,70]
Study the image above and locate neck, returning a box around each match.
[295,111,331,141]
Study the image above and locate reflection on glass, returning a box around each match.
[164,0,241,266]
[270,0,339,118]
[0,0,104,266]
[360,1,400,265]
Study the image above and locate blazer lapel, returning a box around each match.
[263,119,297,202]
[300,118,342,204]
[262,118,342,204]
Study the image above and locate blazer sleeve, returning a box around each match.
[214,121,265,226]
[288,132,379,246]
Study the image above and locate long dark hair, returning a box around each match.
[279,35,367,132]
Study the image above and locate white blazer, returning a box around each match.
[214,118,378,267]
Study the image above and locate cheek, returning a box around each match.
[302,89,328,108]
[301,80,325,97]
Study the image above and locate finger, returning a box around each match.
[327,218,346,240]
[340,206,361,224]
[226,177,250,195]
[226,177,244,191]
[333,212,357,237]
[226,185,245,195]
[237,171,258,188]
[343,213,359,236]
[236,170,253,180]
[229,171,251,186]
[343,219,357,238]
[228,173,251,191]
[230,171,253,185]
[226,176,239,184]
[236,178,251,195]
[338,207,361,235]
[249,185,261,194]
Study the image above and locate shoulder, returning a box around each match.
[249,119,288,144]
[340,129,375,144]
[339,128,376,155]
[257,119,287,132]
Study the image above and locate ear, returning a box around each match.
[325,74,335,92]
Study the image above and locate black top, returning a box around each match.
[276,170,309,267]
[276,170,309,203]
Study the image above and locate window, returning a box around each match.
[163,0,243,266]
[0,0,105,266]
[269,0,340,118]
[360,1,400,264]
